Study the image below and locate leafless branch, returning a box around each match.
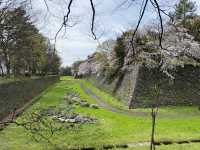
[43,0,50,12]
[114,0,136,11]
[0,111,62,144]
[129,0,175,54]
[54,0,74,45]
[153,0,163,48]
[63,0,73,26]
[89,0,97,40]
[130,0,149,55]
[39,0,172,51]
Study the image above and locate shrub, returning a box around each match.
[114,37,126,67]
[104,37,126,82]
[184,17,200,42]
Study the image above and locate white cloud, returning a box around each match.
[33,0,200,66]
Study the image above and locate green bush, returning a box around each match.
[105,37,125,81]
[0,76,59,120]
[184,17,200,41]
[114,37,126,67]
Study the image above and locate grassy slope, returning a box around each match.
[81,79,200,141]
[0,76,200,150]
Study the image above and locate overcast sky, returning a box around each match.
[32,0,200,66]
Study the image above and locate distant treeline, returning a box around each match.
[59,66,73,76]
[0,6,61,77]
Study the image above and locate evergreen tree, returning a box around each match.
[175,0,197,21]
[0,6,61,76]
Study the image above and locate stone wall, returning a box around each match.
[133,65,200,107]
[76,25,200,108]
[0,76,59,120]
[87,65,200,108]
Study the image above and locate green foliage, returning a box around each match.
[94,52,107,62]
[135,34,149,45]
[60,66,72,76]
[1,77,200,149]
[72,60,83,74]
[114,37,126,67]
[122,30,148,45]
[0,7,61,76]
[121,30,133,38]
[175,0,197,20]
[104,37,126,81]
[93,52,110,74]
[42,51,61,75]
[183,17,200,42]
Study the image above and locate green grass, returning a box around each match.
[0,76,200,150]
[81,79,126,109]
[122,143,200,150]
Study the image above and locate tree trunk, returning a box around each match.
[5,60,10,76]
[0,62,4,76]
[150,108,158,150]
[183,0,186,27]
[4,52,10,76]
[128,96,135,109]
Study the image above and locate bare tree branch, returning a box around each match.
[130,0,149,55]
[39,0,172,51]
[153,0,163,48]
[63,0,73,26]
[54,0,74,45]
[43,0,50,12]
[89,0,97,40]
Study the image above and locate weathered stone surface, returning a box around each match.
[55,114,96,124]
[80,101,90,107]
[64,92,99,109]
[74,25,200,108]
[90,104,99,109]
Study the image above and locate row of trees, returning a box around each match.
[0,6,61,77]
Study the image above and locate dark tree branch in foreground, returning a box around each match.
[63,0,73,26]
[39,0,172,48]
[150,83,160,150]
[150,107,158,150]
[55,0,97,42]
[130,0,169,52]
[43,0,50,11]
[0,110,62,144]
[54,0,74,43]
[149,0,172,19]
[130,0,149,55]
[89,0,96,39]
[153,0,164,48]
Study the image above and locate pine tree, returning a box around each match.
[175,0,197,21]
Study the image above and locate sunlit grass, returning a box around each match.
[0,76,200,150]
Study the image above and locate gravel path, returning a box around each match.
[80,83,200,149]
[80,83,149,117]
